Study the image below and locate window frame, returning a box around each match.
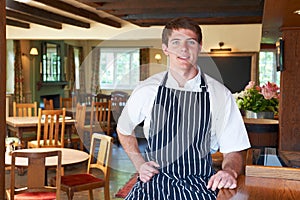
[99,47,140,90]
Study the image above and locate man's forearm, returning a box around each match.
[117,131,146,171]
[222,151,243,177]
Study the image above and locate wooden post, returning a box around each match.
[279,27,300,151]
[0,0,6,198]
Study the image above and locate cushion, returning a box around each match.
[61,173,104,187]
[14,192,56,200]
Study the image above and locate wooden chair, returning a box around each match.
[78,93,94,106]
[95,93,111,103]
[28,108,66,148]
[60,97,74,109]
[6,150,62,200]
[43,98,54,110]
[83,101,113,149]
[13,101,37,117]
[66,103,86,150]
[12,102,38,147]
[51,133,112,200]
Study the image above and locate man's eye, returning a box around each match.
[171,40,180,45]
[188,40,196,45]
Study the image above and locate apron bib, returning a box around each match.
[126,72,217,200]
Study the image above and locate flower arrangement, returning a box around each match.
[234,81,280,114]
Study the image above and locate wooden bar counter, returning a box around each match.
[243,118,279,148]
[217,175,300,199]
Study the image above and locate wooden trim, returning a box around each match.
[0,0,6,197]
[246,165,300,181]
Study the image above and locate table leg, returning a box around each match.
[65,124,73,148]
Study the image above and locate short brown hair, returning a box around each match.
[162,17,202,46]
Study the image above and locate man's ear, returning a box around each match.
[199,41,202,51]
[162,43,169,56]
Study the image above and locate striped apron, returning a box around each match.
[125,72,217,200]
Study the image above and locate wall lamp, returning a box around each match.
[29,47,38,56]
[154,53,162,63]
[210,42,232,52]
[22,47,39,58]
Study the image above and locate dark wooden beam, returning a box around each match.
[130,16,263,27]
[0,0,5,198]
[6,0,90,28]
[34,0,121,28]
[102,5,262,16]
[95,0,263,10]
[6,10,62,29]
[122,11,263,20]
[6,18,30,29]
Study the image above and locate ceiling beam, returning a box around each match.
[131,16,263,27]
[6,0,90,28]
[122,11,263,20]
[6,18,30,29]
[6,9,62,29]
[95,0,263,10]
[102,6,262,16]
[34,0,121,28]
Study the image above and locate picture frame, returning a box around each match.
[276,38,284,71]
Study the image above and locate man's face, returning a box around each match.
[162,28,201,70]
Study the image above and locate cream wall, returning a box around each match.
[7,23,262,97]
[7,23,262,52]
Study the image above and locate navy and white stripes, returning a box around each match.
[126,73,217,200]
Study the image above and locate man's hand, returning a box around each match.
[207,151,243,191]
[207,169,238,191]
[138,161,160,183]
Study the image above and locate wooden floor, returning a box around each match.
[5,139,147,200]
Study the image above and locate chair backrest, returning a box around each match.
[75,103,86,132]
[111,91,128,122]
[90,100,112,136]
[43,98,54,110]
[13,102,37,117]
[95,93,111,103]
[60,97,74,109]
[37,108,66,148]
[88,133,113,184]
[8,150,62,200]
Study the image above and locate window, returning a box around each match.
[74,47,80,89]
[41,42,62,82]
[99,48,140,90]
[259,50,280,86]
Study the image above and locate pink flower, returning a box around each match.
[245,81,256,90]
[261,82,279,99]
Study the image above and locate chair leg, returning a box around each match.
[67,189,74,200]
[61,167,64,176]
[104,185,110,200]
[88,189,94,200]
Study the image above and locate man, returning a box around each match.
[117,17,250,199]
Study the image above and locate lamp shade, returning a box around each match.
[29,48,38,55]
[154,53,162,61]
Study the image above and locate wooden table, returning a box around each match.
[243,118,279,148]
[6,116,76,147]
[217,175,300,199]
[279,150,300,167]
[5,147,89,166]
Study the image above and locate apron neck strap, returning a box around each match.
[161,71,208,92]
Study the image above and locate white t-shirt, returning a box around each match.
[117,70,251,153]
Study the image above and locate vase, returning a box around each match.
[244,110,274,119]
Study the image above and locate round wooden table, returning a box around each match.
[5,148,89,166]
